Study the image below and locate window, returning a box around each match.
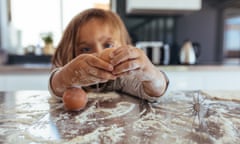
[223,9,240,64]
[224,17,240,52]
[10,0,110,54]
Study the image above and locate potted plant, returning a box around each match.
[41,32,55,55]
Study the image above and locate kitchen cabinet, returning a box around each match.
[126,0,202,15]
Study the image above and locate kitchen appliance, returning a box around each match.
[179,40,200,65]
[136,41,170,65]
[126,0,202,15]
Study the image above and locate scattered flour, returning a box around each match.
[133,112,173,133]
[64,124,125,144]
[87,92,120,100]
[2,91,240,144]
[75,101,135,124]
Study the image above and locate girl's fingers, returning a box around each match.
[114,68,140,77]
[86,55,114,71]
[86,66,116,80]
[112,59,142,75]
[71,54,116,86]
[77,73,113,87]
[111,46,139,66]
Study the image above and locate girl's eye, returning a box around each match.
[80,47,92,53]
[104,43,114,48]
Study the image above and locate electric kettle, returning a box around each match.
[179,40,200,65]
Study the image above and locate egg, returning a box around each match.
[99,48,116,63]
[63,87,88,111]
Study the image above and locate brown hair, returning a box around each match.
[51,8,132,68]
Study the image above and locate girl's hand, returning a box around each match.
[61,54,116,87]
[110,45,168,97]
[111,45,155,81]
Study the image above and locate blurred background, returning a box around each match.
[0,0,240,91]
[0,0,240,65]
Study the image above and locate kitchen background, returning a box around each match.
[0,0,240,91]
[0,0,240,65]
[118,0,240,65]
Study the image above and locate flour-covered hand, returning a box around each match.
[111,45,154,81]
[111,45,168,97]
[60,54,116,87]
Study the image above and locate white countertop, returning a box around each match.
[159,65,240,72]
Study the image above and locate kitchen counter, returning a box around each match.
[0,64,52,91]
[0,90,239,144]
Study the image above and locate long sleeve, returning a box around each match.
[104,76,162,102]
[48,68,62,101]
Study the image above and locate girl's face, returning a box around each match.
[75,19,121,56]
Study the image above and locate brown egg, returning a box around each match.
[63,87,88,111]
[99,48,116,63]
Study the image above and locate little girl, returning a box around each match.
[49,8,169,102]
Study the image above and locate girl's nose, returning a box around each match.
[95,45,103,54]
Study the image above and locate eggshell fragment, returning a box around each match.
[63,87,88,111]
[99,48,116,63]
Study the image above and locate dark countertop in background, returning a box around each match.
[0,64,51,74]
[7,54,52,65]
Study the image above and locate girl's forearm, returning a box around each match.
[142,69,169,97]
[50,67,71,97]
